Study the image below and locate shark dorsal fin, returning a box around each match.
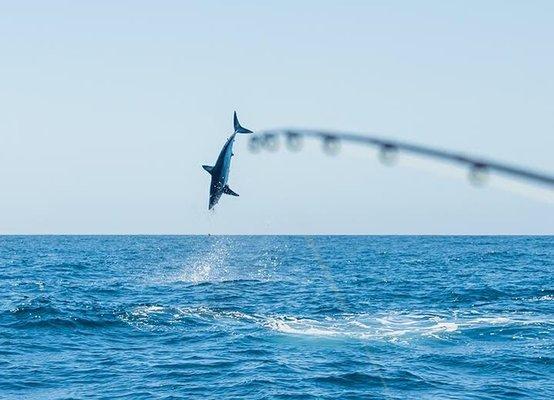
[223,185,239,196]
[202,165,214,174]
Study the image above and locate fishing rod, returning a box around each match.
[248,129,554,189]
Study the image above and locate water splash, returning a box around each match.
[154,236,281,285]
[168,237,233,284]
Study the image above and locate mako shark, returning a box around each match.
[202,112,253,209]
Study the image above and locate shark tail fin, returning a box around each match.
[202,165,214,174]
[234,111,253,134]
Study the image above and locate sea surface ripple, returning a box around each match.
[0,236,553,399]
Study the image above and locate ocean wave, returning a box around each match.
[120,304,260,332]
[526,295,554,302]
[6,316,120,330]
[9,303,60,318]
[132,305,257,323]
[4,297,122,330]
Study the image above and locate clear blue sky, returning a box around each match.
[0,1,552,234]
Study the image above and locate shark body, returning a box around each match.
[202,112,252,209]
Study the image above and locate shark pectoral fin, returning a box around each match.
[202,165,214,174]
[223,185,239,196]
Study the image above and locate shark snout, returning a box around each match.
[209,191,221,210]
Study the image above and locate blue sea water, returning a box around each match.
[0,236,553,399]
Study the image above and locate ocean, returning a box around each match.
[1,235,552,399]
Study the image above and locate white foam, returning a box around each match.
[175,306,258,323]
[261,312,552,341]
[465,316,510,325]
[122,303,553,341]
[131,305,165,317]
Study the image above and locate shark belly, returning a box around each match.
[219,136,234,187]
[208,140,234,209]
[221,148,232,185]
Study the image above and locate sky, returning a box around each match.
[0,0,553,234]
